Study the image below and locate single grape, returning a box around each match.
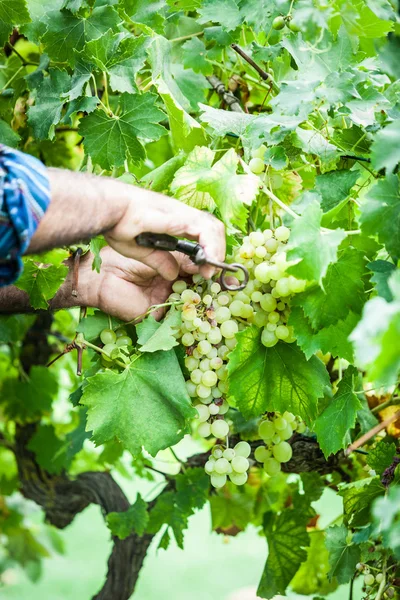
[211,419,230,438]
[199,358,211,372]
[279,423,293,440]
[197,384,213,399]
[199,320,211,334]
[216,365,228,381]
[115,328,127,338]
[364,574,375,587]
[240,244,255,259]
[218,399,229,415]
[260,293,277,313]
[234,441,251,458]
[186,381,197,397]
[229,471,248,485]
[254,446,270,463]
[288,19,301,32]
[193,317,202,328]
[272,433,281,444]
[190,369,202,385]
[283,411,296,423]
[230,300,245,317]
[203,294,213,306]
[207,328,223,345]
[218,345,229,359]
[218,380,229,394]
[266,323,277,332]
[100,329,117,345]
[276,325,290,340]
[207,347,218,359]
[275,225,290,242]
[204,460,215,474]
[297,421,306,433]
[263,458,282,476]
[210,473,227,488]
[192,293,201,305]
[214,458,230,474]
[375,573,384,584]
[182,332,195,347]
[254,262,271,284]
[210,282,221,294]
[198,422,211,438]
[198,340,212,355]
[223,448,235,461]
[181,289,195,303]
[202,370,218,387]
[200,394,213,405]
[182,305,197,321]
[251,291,263,303]
[274,417,287,431]
[273,441,293,463]
[249,231,265,247]
[251,145,267,160]
[255,245,267,259]
[249,157,265,174]
[209,403,220,415]
[356,563,364,571]
[102,343,118,358]
[259,420,275,440]
[220,320,239,339]
[265,238,279,253]
[241,304,254,319]
[215,306,231,323]
[231,456,249,473]
[210,357,223,370]
[235,291,251,304]
[272,15,286,30]
[261,328,278,348]
[217,293,230,306]
[116,336,132,347]
[195,404,210,423]
[185,356,198,372]
[172,280,187,294]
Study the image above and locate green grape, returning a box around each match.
[186,381,197,397]
[276,325,290,340]
[229,471,248,485]
[275,225,290,242]
[375,573,384,584]
[223,448,235,461]
[273,441,293,463]
[172,280,187,294]
[181,289,195,303]
[199,320,211,334]
[266,323,277,332]
[100,329,116,345]
[263,458,282,476]
[289,277,306,293]
[254,446,269,462]
[217,293,230,306]
[198,422,211,438]
[268,311,280,324]
[272,433,281,444]
[209,403,219,415]
[202,370,218,387]
[288,19,301,32]
[249,231,265,247]
[254,262,271,284]
[214,458,230,474]
[115,328,127,338]
[207,328,222,344]
[265,238,279,253]
[218,399,229,414]
[185,356,199,371]
[207,347,218,359]
[198,340,212,355]
[274,416,287,431]
[212,446,224,459]
[102,343,118,358]
[210,357,223,370]
[261,328,278,348]
[182,305,197,321]
[235,291,251,305]
[231,456,249,473]
[215,306,231,323]
[272,15,286,29]
[210,473,227,488]
[199,358,211,372]
[259,420,275,440]
[210,282,221,294]
[260,293,277,312]
[218,345,229,359]
[253,311,268,327]
[297,421,306,433]
[195,404,210,423]
[251,291,263,303]
[240,305,253,319]
[190,369,202,384]
[251,144,267,159]
[204,460,215,474]
[193,317,202,328]
[216,365,228,381]
[116,336,132,347]
[234,441,251,458]
[275,278,291,297]
[220,320,238,339]
[211,419,229,438]
[279,423,293,440]
[200,394,213,405]
[197,384,212,399]
[283,411,296,423]
[203,294,213,306]
[263,228,273,241]
[364,574,375,587]
[230,300,245,317]
[218,380,229,394]
[182,332,195,347]
[255,245,267,259]
[249,157,265,174]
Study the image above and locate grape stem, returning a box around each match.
[127,300,183,325]
[345,410,400,456]
[80,338,128,369]
[169,447,186,472]
[375,559,387,600]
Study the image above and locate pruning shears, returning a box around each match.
[135,232,249,292]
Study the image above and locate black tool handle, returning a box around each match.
[136,232,203,262]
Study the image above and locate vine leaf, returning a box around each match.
[325,525,361,584]
[227,326,329,423]
[371,119,400,174]
[197,149,259,231]
[170,146,216,211]
[0,0,30,45]
[28,69,71,140]
[136,306,182,353]
[368,260,396,302]
[210,483,255,530]
[81,350,195,457]
[339,477,385,527]
[15,254,69,310]
[372,486,400,559]
[367,441,397,475]
[106,493,149,540]
[198,0,242,31]
[291,530,338,596]
[314,366,362,457]
[1,366,58,421]
[182,37,213,76]
[257,509,309,598]
[27,424,71,475]
[292,128,339,166]
[315,169,359,216]
[360,174,400,257]
[286,201,346,284]
[79,93,166,170]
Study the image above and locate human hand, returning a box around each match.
[104,187,226,282]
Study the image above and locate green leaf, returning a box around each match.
[140,154,186,192]
[81,350,195,456]
[210,484,255,530]
[42,6,120,65]
[291,530,338,596]
[368,260,396,301]
[15,257,68,310]
[89,236,107,273]
[367,441,397,475]
[146,486,194,549]
[76,311,121,341]
[199,104,254,138]
[28,69,70,140]
[79,93,166,169]
[315,169,359,214]
[227,326,329,423]
[150,36,208,153]
[286,202,346,284]
[27,425,70,475]
[325,524,361,584]
[371,119,400,174]
[121,0,167,33]
[1,366,58,422]
[314,366,362,457]
[0,315,36,343]
[175,467,209,513]
[170,146,216,211]
[292,246,366,329]
[293,128,339,165]
[339,477,385,527]
[0,119,20,147]
[257,509,309,598]
[360,174,400,257]
[182,37,212,76]
[0,0,30,46]
[197,148,259,231]
[372,486,400,559]
[336,0,394,38]
[198,0,242,31]
[136,306,182,353]
[106,493,149,539]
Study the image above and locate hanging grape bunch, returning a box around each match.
[255,412,306,476]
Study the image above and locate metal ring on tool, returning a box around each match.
[220,263,249,292]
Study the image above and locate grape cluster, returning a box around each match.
[204,441,252,488]
[99,327,133,365]
[232,227,306,349]
[254,412,305,476]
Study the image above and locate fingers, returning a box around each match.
[138,249,180,282]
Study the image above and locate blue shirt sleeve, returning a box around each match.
[0,144,51,287]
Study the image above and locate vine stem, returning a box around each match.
[372,396,400,414]
[345,410,400,456]
[169,447,186,472]
[375,558,387,600]
[127,300,182,325]
[169,30,204,43]
[80,338,128,369]
[1,64,24,92]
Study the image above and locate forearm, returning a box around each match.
[27,169,134,253]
